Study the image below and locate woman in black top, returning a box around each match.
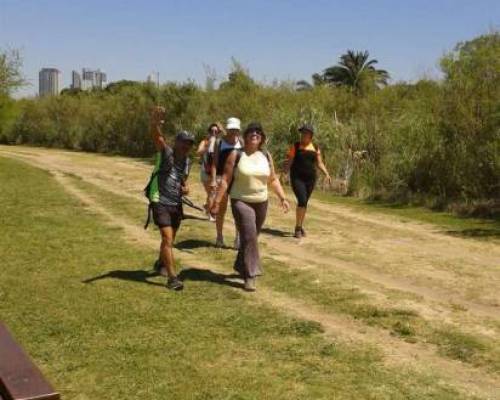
[284,124,331,238]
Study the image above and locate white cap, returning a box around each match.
[226,117,241,131]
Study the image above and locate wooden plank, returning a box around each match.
[0,322,60,400]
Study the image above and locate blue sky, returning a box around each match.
[1,0,498,97]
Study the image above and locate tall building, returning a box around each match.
[147,72,159,87]
[39,68,61,96]
[95,70,107,88]
[81,68,107,90]
[71,70,81,89]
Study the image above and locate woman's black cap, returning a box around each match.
[299,124,315,135]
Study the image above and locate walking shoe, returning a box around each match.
[166,276,184,291]
[294,226,303,239]
[244,277,256,292]
[208,214,216,222]
[301,227,307,237]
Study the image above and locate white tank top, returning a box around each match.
[230,151,270,203]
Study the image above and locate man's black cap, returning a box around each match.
[176,130,195,143]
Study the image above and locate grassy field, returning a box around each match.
[1,149,499,399]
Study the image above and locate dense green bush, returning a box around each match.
[1,33,498,210]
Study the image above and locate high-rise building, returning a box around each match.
[39,68,61,96]
[81,68,107,90]
[71,70,81,89]
[147,72,159,87]
[95,70,107,88]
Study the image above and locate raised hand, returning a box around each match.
[150,106,166,126]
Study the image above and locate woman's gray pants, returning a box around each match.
[231,199,268,278]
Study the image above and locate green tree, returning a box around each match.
[317,50,389,93]
[0,49,24,142]
[0,49,24,96]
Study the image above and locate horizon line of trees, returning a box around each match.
[1,32,499,216]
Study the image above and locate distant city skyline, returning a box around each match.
[2,0,499,98]
[39,68,60,96]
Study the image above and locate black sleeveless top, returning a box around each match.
[215,138,243,176]
[290,142,318,181]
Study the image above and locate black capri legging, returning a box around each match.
[291,175,316,208]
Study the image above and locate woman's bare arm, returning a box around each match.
[267,153,290,212]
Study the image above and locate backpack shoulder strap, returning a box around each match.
[227,150,242,194]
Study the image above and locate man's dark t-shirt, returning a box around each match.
[157,147,189,207]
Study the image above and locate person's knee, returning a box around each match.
[160,229,174,247]
[297,198,308,208]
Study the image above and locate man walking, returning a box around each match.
[148,106,195,290]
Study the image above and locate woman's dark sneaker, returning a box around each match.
[166,276,184,291]
[301,227,307,237]
[294,226,303,239]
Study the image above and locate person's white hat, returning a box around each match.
[226,117,241,131]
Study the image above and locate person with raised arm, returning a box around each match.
[148,106,195,291]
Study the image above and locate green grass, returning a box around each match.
[314,191,500,241]
[0,156,481,399]
[65,165,500,373]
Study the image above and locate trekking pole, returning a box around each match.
[182,196,205,212]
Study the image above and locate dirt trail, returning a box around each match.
[2,147,499,316]
[4,149,496,399]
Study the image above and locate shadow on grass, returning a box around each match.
[175,239,215,250]
[444,228,500,239]
[82,267,243,289]
[175,239,234,250]
[178,268,244,289]
[261,227,293,238]
[82,269,164,287]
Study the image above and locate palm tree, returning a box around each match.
[318,50,389,92]
[295,80,313,91]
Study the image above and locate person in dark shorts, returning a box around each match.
[284,124,331,239]
[148,106,194,290]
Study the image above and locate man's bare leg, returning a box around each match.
[159,226,177,278]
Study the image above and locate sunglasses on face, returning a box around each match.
[247,130,263,137]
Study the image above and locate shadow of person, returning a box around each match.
[82,268,164,287]
[175,239,234,250]
[175,239,215,250]
[444,228,500,239]
[178,268,244,289]
[261,227,293,238]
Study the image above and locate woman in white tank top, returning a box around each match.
[211,122,290,291]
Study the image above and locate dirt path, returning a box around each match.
[2,147,499,316]
[2,146,500,398]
